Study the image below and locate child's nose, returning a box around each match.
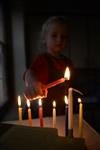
[56,36,62,43]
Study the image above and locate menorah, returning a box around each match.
[18,67,84,138]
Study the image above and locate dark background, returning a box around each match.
[0,0,100,133]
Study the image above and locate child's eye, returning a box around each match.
[61,35,68,40]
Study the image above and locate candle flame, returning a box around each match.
[64,67,70,80]
[78,98,82,103]
[18,96,21,107]
[64,95,68,105]
[27,99,30,108]
[39,98,42,106]
[53,100,56,107]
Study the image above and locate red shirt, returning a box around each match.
[24,52,74,117]
[30,52,73,85]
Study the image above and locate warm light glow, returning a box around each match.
[27,99,30,108]
[78,98,82,103]
[64,95,68,105]
[39,98,42,106]
[53,100,56,108]
[33,95,45,100]
[64,67,70,80]
[18,96,21,107]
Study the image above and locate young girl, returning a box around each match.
[23,16,74,118]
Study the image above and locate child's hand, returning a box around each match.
[33,81,48,97]
[24,81,48,100]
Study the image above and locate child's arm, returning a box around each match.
[24,69,47,100]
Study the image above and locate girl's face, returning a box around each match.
[45,22,69,55]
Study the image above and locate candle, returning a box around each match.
[47,78,65,89]
[18,96,22,124]
[27,99,32,126]
[38,98,43,127]
[64,95,68,136]
[68,88,73,137]
[46,67,70,89]
[52,100,56,128]
[78,98,83,137]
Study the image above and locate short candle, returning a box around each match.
[78,98,83,137]
[53,100,56,128]
[27,99,32,126]
[38,98,43,127]
[18,95,22,124]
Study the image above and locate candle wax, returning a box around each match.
[28,108,32,126]
[53,107,56,128]
[79,103,83,137]
[18,107,22,124]
[39,106,43,127]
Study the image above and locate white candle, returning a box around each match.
[68,88,73,137]
[27,99,32,126]
[52,100,56,128]
[64,95,68,136]
[78,98,83,137]
[18,96,22,124]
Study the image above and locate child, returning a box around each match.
[23,16,74,118]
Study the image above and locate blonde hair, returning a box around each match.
[39,16,69,51]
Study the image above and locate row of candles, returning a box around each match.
[18,96,43,127]
[18,67,83,138]
[18,94,83,138]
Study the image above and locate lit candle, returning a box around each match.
[18,96,22,124]
[68,88,73,137]
[47,67,70,89]
[52,100,56,128]
[38,98,43,127]
[64,95,68,136]
[27,99,32,126]
[78,98,83,137]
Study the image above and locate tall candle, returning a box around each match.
[18,96,22,124]
[78,98,83,137]
[38,98,43,127]
[68,88,73,137]
[52,100,56,128]
[27,99,32,126]
[64,95,68,136]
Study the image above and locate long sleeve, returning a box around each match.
[29,54,49,84]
